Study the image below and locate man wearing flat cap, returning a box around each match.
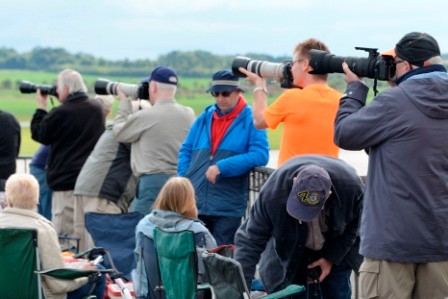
[335,32,448,297]
[234,155,364,298]
[178,69,269,245]
[113,66,195,215]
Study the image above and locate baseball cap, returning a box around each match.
[382,32,440,67]
[206,69,245,93]
[142,66,178,85]
[286,165,332,222]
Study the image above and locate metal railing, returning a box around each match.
[16,156,32,174]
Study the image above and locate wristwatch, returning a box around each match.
[253,87,268,94]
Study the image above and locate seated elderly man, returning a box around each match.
[0,174,106,299]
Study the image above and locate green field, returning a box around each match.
[1,69,379,156]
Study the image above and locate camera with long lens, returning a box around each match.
[308,47,396,81]
[94,78,149,100]
[19,81,58,97]
[231,56,294,88]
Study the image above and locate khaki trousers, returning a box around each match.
[74,195,121,252]
[359,257,448,299]
[51,190,75,236]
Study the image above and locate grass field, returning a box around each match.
[1,69,377,156]
[0,68,282,155]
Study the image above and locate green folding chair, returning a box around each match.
[0,228,44,299]
[202,252,305,299]
[153,228,215,299]
[0,227,114,299]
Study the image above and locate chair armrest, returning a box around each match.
[261,284,305,299]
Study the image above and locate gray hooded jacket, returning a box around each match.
[335,68,448,262]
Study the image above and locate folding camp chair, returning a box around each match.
[0,228,44,299]
[201,252,305,299]
[152,228,215,299]
[85,211,144,280]
[138,230,210,299]
[0,228,112,299]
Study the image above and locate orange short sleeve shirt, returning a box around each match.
[264,84,341,166]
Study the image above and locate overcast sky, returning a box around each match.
[2,0,448,61]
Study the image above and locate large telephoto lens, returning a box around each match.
[309,50,376,78]
[308,49,395,80]
[19,81,38,93]
[94,78,119,95]
[94,78,146,100]
[19,81,57,96]
[232,56,285,79]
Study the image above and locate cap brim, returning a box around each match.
[206,85,245,93]
[141,76,150,83]
[381,48,396,57]
[286,191,322,222]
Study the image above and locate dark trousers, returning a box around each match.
[198,214,242,246]
[292,263,352,299]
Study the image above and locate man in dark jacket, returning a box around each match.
[31,69,105,237]
[335,32,448,298]
[235,155,364,298]
[0,109,20,191]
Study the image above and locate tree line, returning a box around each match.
[0,47,290,78]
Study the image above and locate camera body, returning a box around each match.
[94,78,149,100]
[19,81,58,97]
[231,56,294,88]
[308,47,396,81]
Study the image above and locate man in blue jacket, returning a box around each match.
[178,69,269,245]
[335,32,448,298]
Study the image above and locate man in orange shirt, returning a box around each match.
[239,38,341,166]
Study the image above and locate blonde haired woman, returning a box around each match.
[133,177,216,298]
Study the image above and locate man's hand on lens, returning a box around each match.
[342,62,365,84]
[36,89,48,110]
[239,67,267,88]
[116,85,130,101]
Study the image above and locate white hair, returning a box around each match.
[5,174,39,210]
[155,81,177,94]
[95,94,115,113]
[426,56,444,65]
[57,69,88,94]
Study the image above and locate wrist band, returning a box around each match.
[253,87,267,94]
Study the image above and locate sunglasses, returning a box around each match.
[211,91,233,97]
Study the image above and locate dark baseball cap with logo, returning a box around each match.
[286,165,332,222]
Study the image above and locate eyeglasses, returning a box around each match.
[211,91,233,97]
[291,59,305,65]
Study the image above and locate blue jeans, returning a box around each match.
[198,215,242,246]
[291,263,352,299]
[30,165,53,221]
[130,173,173,215]
[67,266,107,299]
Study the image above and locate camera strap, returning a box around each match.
[373,78,379,96]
